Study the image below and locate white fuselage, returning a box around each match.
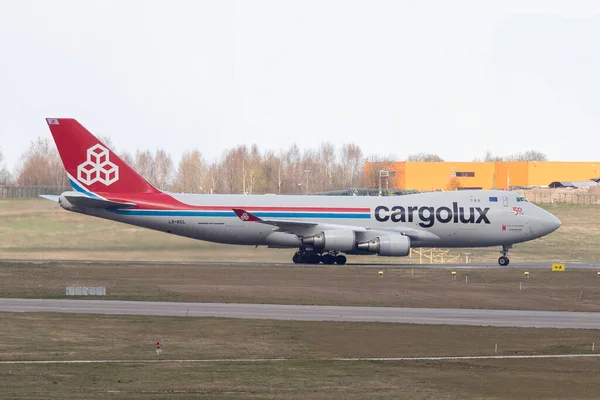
[63,190,560,250]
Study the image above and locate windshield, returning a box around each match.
[516,196,528,202]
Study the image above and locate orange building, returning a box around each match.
[364,161,600,191]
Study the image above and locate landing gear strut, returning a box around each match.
[292,250,347,265]
[498,244,511,266]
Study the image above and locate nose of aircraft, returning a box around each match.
[532,209,561,237]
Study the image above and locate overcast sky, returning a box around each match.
[1,0,599,171]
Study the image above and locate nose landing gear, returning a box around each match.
[498,244,512,266]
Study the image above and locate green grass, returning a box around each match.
[3,262,600,311]
[4,313,600,361]
[2,313,600,399]
[4,359,600,400]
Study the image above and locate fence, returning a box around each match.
[523,191,600,205]
[409,248,467,264]
[0,186,71,199]
[2,185,599,205]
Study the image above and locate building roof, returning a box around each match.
[549,181,599,188]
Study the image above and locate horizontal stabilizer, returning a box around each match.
[62,192,137,209]
[39,195,60,202]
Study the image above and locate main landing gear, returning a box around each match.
[498,244,511,266]
[292,250,347,265]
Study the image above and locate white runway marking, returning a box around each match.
[2,354,600,365]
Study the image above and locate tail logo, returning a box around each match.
[241,212,250,221]
[77,144,119,186]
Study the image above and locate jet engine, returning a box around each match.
[356,235,410,256]
[302,230,355,251]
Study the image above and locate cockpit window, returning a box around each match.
[516,196,528,202]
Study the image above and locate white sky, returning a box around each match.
[1,0,599,171]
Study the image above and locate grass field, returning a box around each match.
[7,359,600,400]
[0,199,599,263]
[2,261,600,311]
[2,199,600,398]
[1,313,600,399]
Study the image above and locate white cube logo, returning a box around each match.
[77,144,119,186]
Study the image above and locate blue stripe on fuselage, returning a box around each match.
[69,178,101,199]
[108,209,371,219]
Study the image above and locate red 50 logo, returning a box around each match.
[512,207,523,216]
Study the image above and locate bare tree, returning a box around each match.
[473,149,504,162]
[133,150,155,184]
[318,142,336,190]
[505,150,548,162]
[172,150,205,193]
[281,144,302,194]
[483,149,504,162]
[97,135,116,152]
[118,151,135,166]
[0,148,11,185]
[244,144,264,195]
[203,162,223,194]
[339,143,363,188]
[16,137,68,186]
[406,152,444,162]
[260,151,282,194]
[363,154,398,189]
[221,145,249,194]
[154,149,174,190]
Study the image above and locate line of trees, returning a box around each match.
[2,139,366,194]
[0,138,549,194]
[407,150,549,163]
[473,149,548,162]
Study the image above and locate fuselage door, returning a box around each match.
[503,196,509,207]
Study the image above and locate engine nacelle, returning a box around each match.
[356,235,410,257]
[302,230,355,251]
[265,232,302,248]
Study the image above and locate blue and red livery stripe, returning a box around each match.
[110,209,371,219]
[71,185,371,218]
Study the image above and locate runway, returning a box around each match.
[1,298,600,329]
[2,259,598,269]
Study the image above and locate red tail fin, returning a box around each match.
[46,118,160,195]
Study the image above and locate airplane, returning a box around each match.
[42,118,561,266]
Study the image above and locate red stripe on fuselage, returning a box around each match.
[96,192,370,212]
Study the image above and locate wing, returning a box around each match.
[232,208,318,234]
[232,208,439,242]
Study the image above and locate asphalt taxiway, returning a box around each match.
[1,298,599,329]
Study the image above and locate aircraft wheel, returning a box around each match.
[292,253,301,264]
[298,253,310,264]
[498,256,510,266]
[335,255,347,265]
[322,254,335,265]
[308,253,321,264]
